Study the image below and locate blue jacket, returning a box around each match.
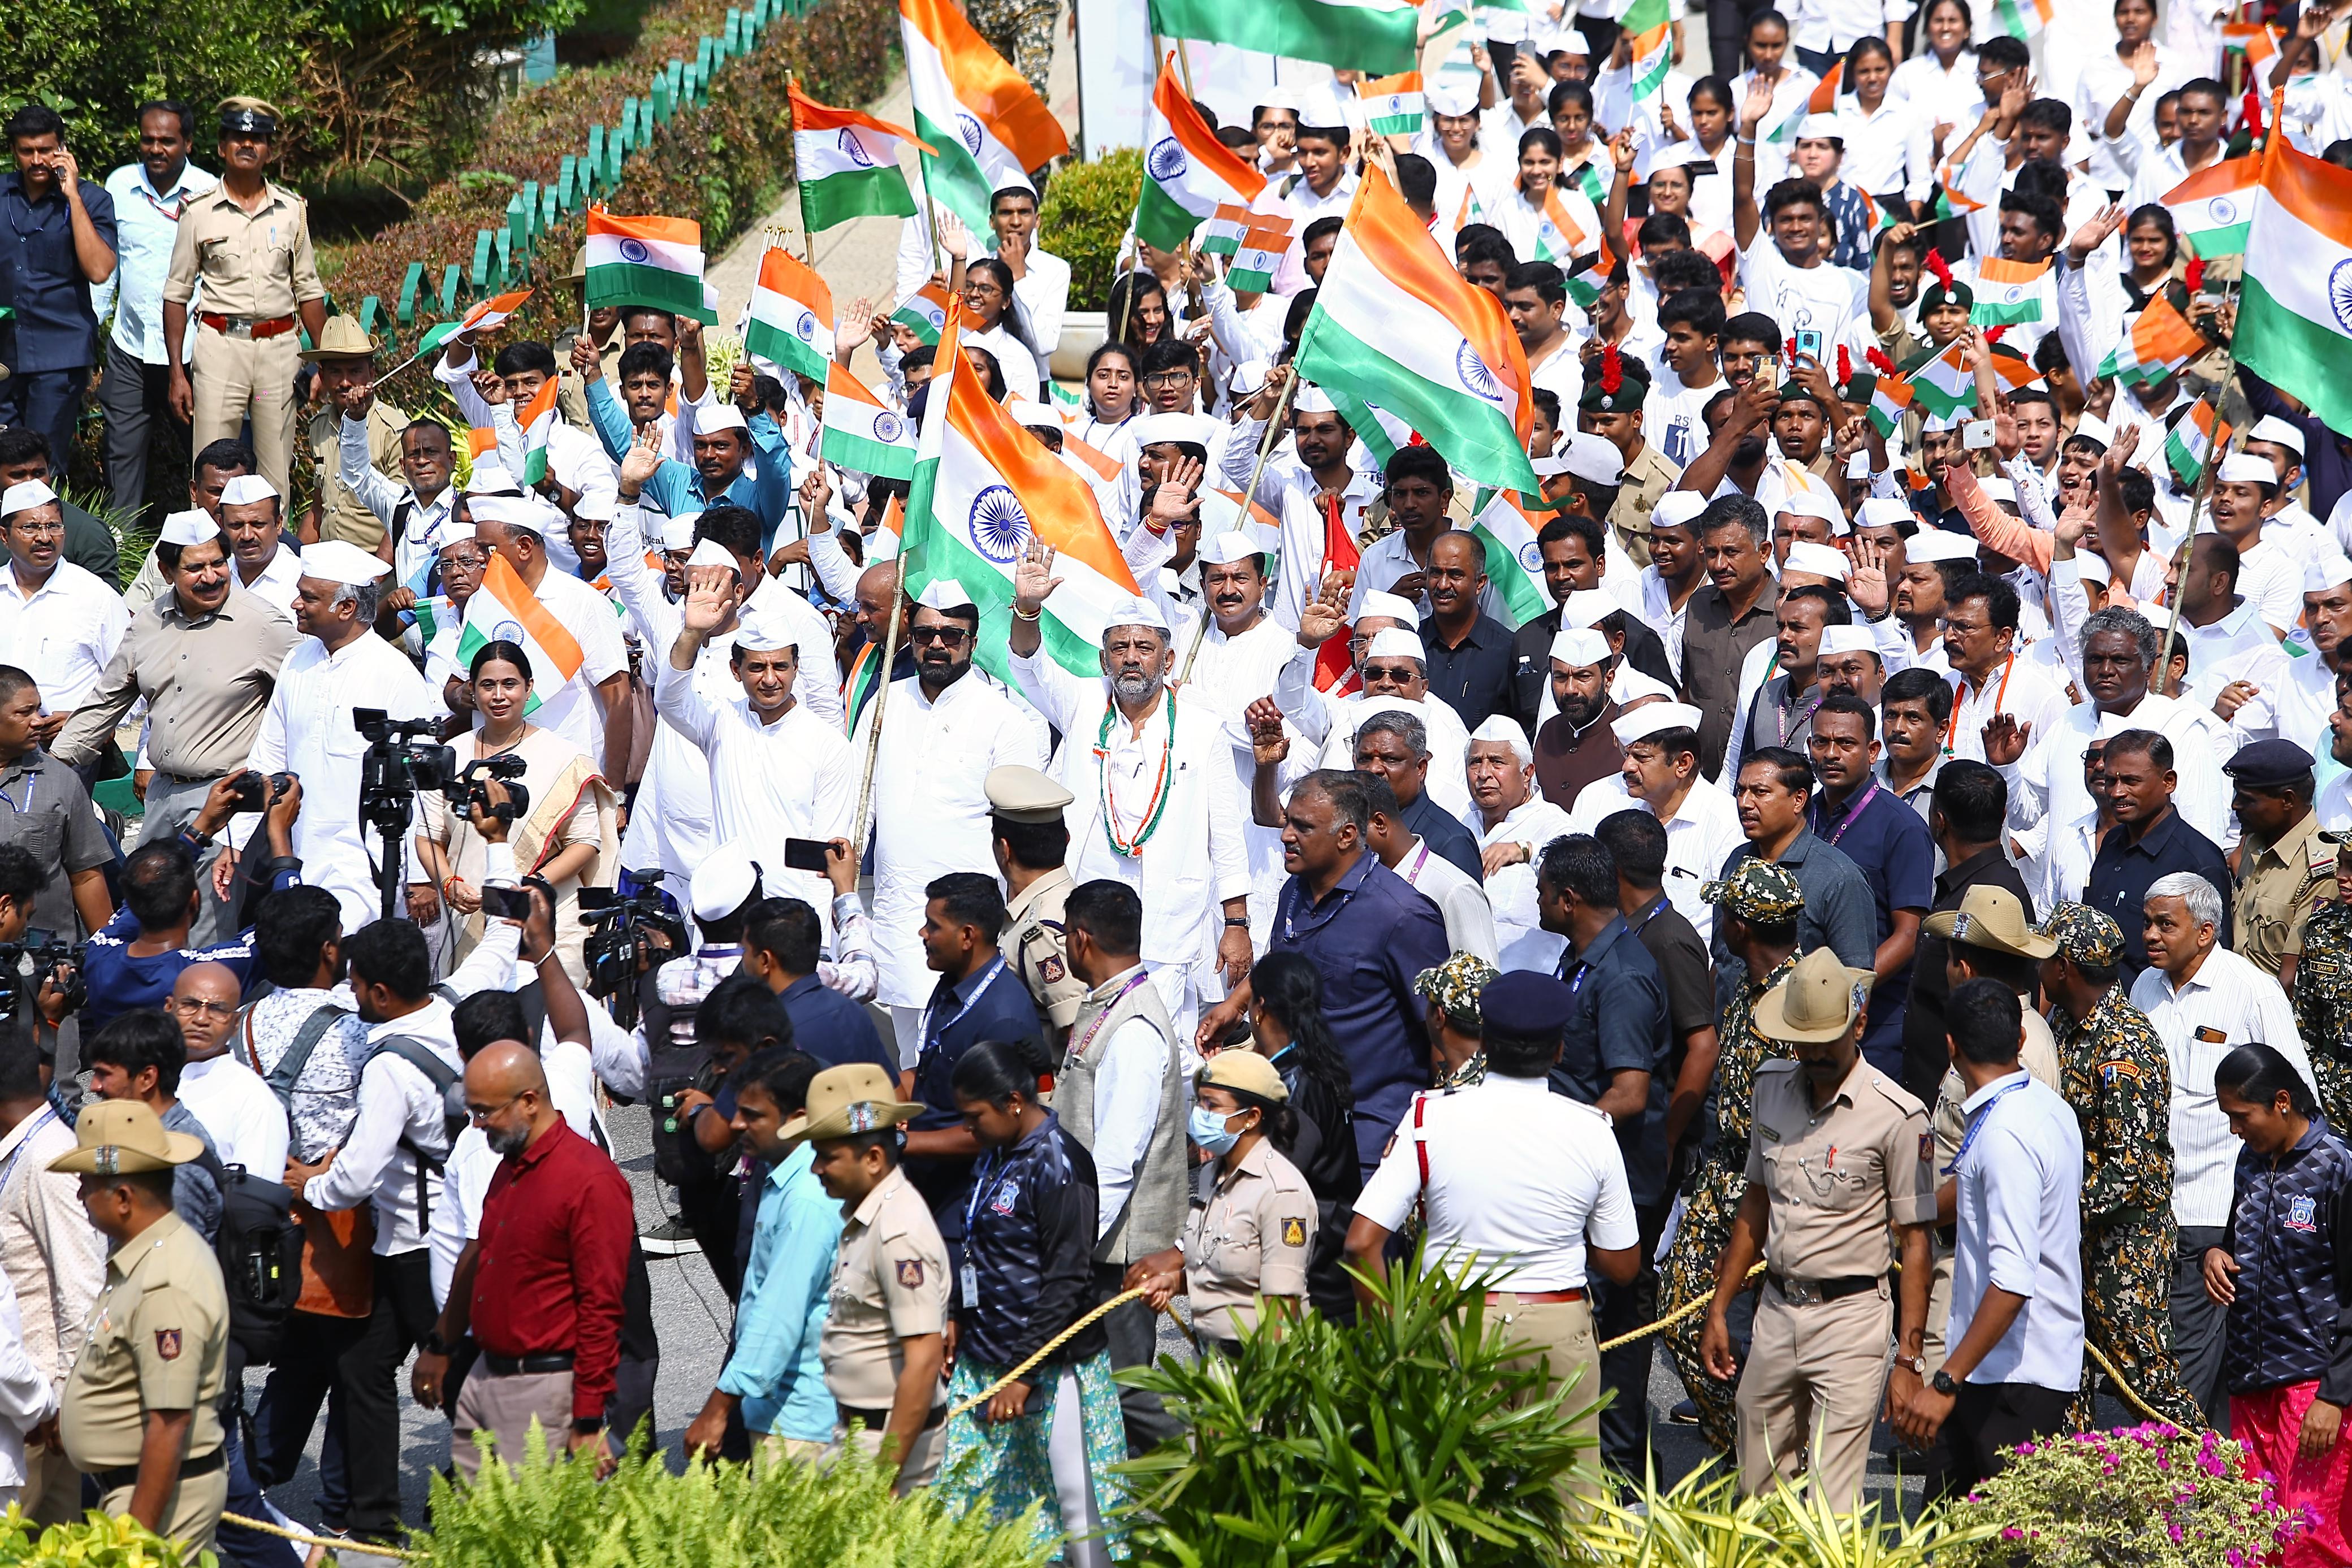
[956,1112,1106,1373]
[2224,1116,2352,1401]
[586,379,795,545]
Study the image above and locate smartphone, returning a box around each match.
[1793,328,1824,363]
[782,837,834,874]
[1963,419,1997,451]
[481,885,534,921]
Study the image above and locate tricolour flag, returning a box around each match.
[788,80,933,231]
[1806,61,1844,114]
[891,281,953,344]
[2164,399,2230,487]
[2160,155,2260,259]
[517,379,559,486]
[1533,186,1594,263]
[1469,491,1554,624]
[2237,136,2352,436]
[901,300,1141,682]
[1902,338,2036,418]
[743,247,836,384]
[1930,163,1986,218]
[1970,257,2053,326]
[1624,0,1672,99]
[1990,0,2052,39]
[584,210,714,323]
[1296,166,1541,493]
[413,596,456,645]
[1360,72,1425,137]
[2096,293,2207,386]
[457,556,585,716]
[901,0,1069,235]
[1866,374,1915,437]
[820,362,916,480]
[1147,0,1419,75]
[2223,21,2280,73]
[1228,216,1294,292]
[1201,203,1252,255]
[460,289,533,335]
[1136,58,1269,253]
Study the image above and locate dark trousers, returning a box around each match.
[1592,1199,1671,1485]
[215,1384,302,1568]
[1794,43,1839,74]
[1091,1260,1181,1456]
[98,340,168,523]
[0,367,86,469]
[341,1250,438,1539]
[677,1175,743,1300]
[1707,0,1771,76]
[1572,15,1620,64]
[1932,1379,2074,1503]
[252,1309,370,1526]
[2171,1224,2232,1432]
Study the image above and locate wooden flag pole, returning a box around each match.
[850,560,905,851]
[1178,367,1296,682]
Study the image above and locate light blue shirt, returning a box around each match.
[586,379,797,545]
[94,161,219,364]
[1949,1070,2086,1393]
[719,1142,842,1440]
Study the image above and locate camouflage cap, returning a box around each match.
[1701,859,1805,924]
[1413,951,1502,1030]
[2039,902,2124,968]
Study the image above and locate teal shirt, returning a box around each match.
[719,1143,842,1439]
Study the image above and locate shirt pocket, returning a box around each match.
[197,235,239,282]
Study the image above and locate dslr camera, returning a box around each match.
[225,769,296,814]
[0,931,85,1021]
[578,873,688,1030]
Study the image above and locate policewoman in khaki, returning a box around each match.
[1125,1051,1318,1357]
[1698,947,1935,1513]
[794,1064,951,1490]
[53,1102,230,1548]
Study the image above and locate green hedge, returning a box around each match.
[1039,150,1140,315]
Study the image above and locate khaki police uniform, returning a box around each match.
[306,395,408,551]
[1606,441,1680,566]
[1182,1136,1317,1351]
[2233,809,2337,981]
[1740,1055,1934,1509]
[1005,867,1084,1033]
[162,170,325,501]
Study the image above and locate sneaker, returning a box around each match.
[1667,1398,1700,1426]
[639,1217,697,1257]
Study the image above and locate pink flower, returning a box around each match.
[2002,1528,2024,1540]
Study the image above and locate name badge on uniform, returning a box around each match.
[960,1261,979,1305]
[1758,1124,1782,1142]
[2195,1026,2228,1044]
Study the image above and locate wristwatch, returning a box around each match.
[1893,1353,1925,1375]
[421,1329,455,1357]
[1931,1368,1957,1396]
[570,1416,605,1436]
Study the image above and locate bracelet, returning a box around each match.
[1011,604,1042,622]
[1223,916,1249,928]
[442,877,466,898]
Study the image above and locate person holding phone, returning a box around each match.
[414,639,619,985]
[0,105,117,465]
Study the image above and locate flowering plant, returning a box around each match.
[1939,1423,2304,1568]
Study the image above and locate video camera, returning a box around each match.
[578,872,688,1031]
[353,710,534,920]
[0,931,85,1022]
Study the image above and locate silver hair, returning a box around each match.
[331,579,382,623]
[2081,605,2159,669]
[1355,709,1430,760]
[2146,870,2223,931]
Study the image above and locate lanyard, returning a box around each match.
[964,1147,1006,1240]
[922,957,1006,1054]
[0,1106,55,1198]
[1943,1076,2030,1175]
[1944,655,2014,756]
[1813,781,1880,847]
[0,768,33,817]
[1399,842,1432,886]
[1066,970,1152,1067]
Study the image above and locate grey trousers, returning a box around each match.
[99,339,169,526]
[2171,1224,2231,1433]
[452,1367,575,1480]
[139,771,232,944]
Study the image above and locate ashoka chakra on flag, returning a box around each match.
[970,483,1030,561]
[1457,342,1506,403]
[838,127,875,167]
[1147,137,1189,181]
[957,114,984,156]
[873,410,905,443]
[619,239,652,263]
[2331,259,2352,332]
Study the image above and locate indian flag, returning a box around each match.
[2237,137,2352,437]
[1866,373,1914,436]
[892,280,953,344]
[1201,203,1252,255]
[2160,155,2260,259]
[413,595,456,644]
[1624,0,1672,99]
[2097,293,2206,385]
[1970,257,2053,326]
[1147,0,1419,75]
[743,246,835,384]
[788,80,932,231]
[1903,340,1977,419]
[1229,216,1293,292]
[901,0,1069,235]
[1136,58,1268,253]
[1321,387,1414,465]
[460,289,533,335]
[1931,168,1986,219]
[2164,399,2230,487]
[1990,0,2051,39]
[1469,491,1553,623]
[457,555,585,715]
[516,379,559,486]
[584,210,714,323]
[1360,71,1425,137]
[1805,61,1844,115]
[2223,21,2280,72]
[1297,166,1541,493]
[821,362,916,480]
[1533,186,1594,263]
[902,300,1141,682]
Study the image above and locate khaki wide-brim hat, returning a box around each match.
[1753,947,1878,1045]
[48,1099,206,1175]
[299,314,381,362]
[1920,884,2057,960]
[560,246,589,286]
[782,1063,926,1145]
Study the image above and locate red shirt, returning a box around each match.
[470,1117,633,1421]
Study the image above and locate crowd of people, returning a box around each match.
[0,0,2349,1562]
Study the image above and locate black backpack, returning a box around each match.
[188,1145,305,1365]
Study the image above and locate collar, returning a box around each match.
[2116,804,2182,856]
[764,1140,815,1188]
[948,955,1002,1005]
[0,749,49,784]
[202,179,290,213]
[107,1209,189,1277]
[2,561,60,598]
[510,1116,574,1171]
[136,164,206,202]
[1815,1052,1873,1112]
[2255,808,2325,871]
[0,174,63,207]
[1484,1072,1554,1097]
[1773,828,1821,867]
[1084,962,1149,1003]
[1424,612,1505,652]
[1571,913,1631,967]
[1935,845,2010,896]
[1302,848,1378,909]
[850,1163,913,1228]
[1959,1067,2031,1114]
[1005,865,1074,919]
[1213,1135,1278,1192]
[779,973,823,1002]
[162,587,235,627]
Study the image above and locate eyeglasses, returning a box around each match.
[908,625,970,647]
[169,997,236,1019]
[1141,371,1193,391]
[466,1092,524,1122]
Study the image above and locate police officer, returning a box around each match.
[1579,349,1676,566]
[52,1100,230,1548]
[159,99,326,503]
[2294,835,2352,1132]
[301,315,407,549]
[2038,902,2204,1430]
[987,764,1084,1045]
[793,1063,949,1491]
[2225,739,2336,987]
[1698,947,1934,1511]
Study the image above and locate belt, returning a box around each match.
[1766,1272,1884,1305]
[836,1400,946,1432]
[481,1350,575,1376]
[92,1445,223,1494]
[1484,1288,1586,1305]
[198,311,296,340]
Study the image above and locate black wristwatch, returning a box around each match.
[421,1329,454,1357]
[570,1416,605,1435]
[1931,1368,1957,1396]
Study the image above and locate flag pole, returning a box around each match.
[851,564,905,851]
[788,74,819,266]
[1178,366,1296,682]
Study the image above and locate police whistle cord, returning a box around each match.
[219,1514,420,1560]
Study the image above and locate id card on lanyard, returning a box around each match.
[961,1149,1001,1306]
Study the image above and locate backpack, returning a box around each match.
[241,1002,352,1112]
[367,1035,466,1227]
[184,1142,305,1365]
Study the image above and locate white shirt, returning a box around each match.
[1635,565,1701,683]
[466,566,630,761]
[1564,773,1745,946]
[1006,245,1071,367]
[2075,41,2193,190]
[1943,654,2072,764]
[2130,946,2315,1228]
[1832,95,1927,199]
[176,1053,289,1180]
[1391,837,1499,963]
[1188,614,1309,945]
[0,1269,54,1488]
[1739,234,1873,356]
[1642,367,1725,474]
[1355,1074,1639,1291]
[302,999,465,1256]
[1734,66,1823,192]
[0,561,128,715]
[1088,974,1173,1238]
[1477,795,1574,974]
[94,160,220,364]
[338,417,457,596]
[1948,1071,2085,1391]
[231,543,305,626]
[2001,690,2233,854]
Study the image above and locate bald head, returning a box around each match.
[854,560,910,649]
[171,961,243,1061]
[465,1041,555,1155]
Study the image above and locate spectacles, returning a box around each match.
[909,625,970,647]
[1142,371,1193,391]
[466,1091,524,1122]
[169,997,236,1019]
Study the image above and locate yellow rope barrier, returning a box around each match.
[220,1514,417,1560]
[946,1287,1152,1420]
[1598,1263,1768,1353]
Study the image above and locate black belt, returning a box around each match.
[482,1350,576,1376]
[836,1400,946,1432]
[93,1445,223,1493]
[1766,1272,1884,1303]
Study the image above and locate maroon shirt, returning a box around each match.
[470,1117,634,1420]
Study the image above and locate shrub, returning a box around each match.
[1579,1465,1995,1568]
[1114,1245,1602,1568]
[1936,1422,2301,1568]
[0,1506,210,1568]
[407,1423,1051,1568]
[1039,150,1141,315]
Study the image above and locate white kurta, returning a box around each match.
[1477,795,1575,974]
[1181,614,1300,948]
[2001,691,2234,852]
[854,672,1048,1008]
[1565,773,1746,947]
[177,1054,291,1179]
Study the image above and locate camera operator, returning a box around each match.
[0,666,112,939]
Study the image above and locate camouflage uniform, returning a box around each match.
[966,0,1057,97]
[1395,954,1498,1244]
[2293,899,2352,1133]
[2043,903,2206,1432]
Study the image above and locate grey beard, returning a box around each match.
[486,1123,531,1158]
[1111,669,1164,704]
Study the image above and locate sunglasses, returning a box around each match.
[1361,663,1419,682]
[909,625,971,647]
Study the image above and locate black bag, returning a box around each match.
[206,1155,306,1365]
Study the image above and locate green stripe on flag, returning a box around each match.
[2182,222,2251,259]
[901,458,1102,685]
[2238,276,2352,438]
[912,109,995,235]
[744,317,831,383]
[1146,0,1417,73]
[801,164,917,232]
[1468,521,1549,622]
[585,262,711,322]
[1135,179,1204,254]
[891,302,943,344]
[825,425,917,481]
[1970,295,2046,327]
[454,622,544,713]
[1298,311,1539,493]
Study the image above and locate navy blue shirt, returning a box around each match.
[1555,913,1674,1208]
[0,174,116,371]
[1271,851,1452,1175]
[1418,612,1517,731]
[1710,830,1880,1022]
[80,909,262,1036]
[956,1112,1106,1370]
[2086,806,2234,988]
[1401,789,1481,883]
[904,956,1044,1239]
[1809,782,1936,1077]
[776,973,896,1077]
